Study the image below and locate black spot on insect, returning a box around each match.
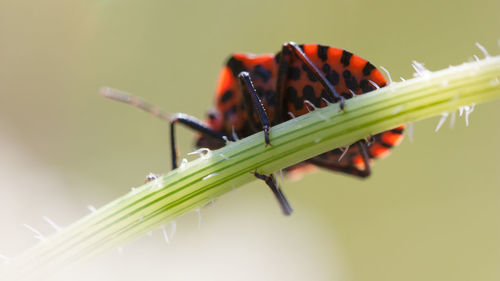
[288,67,301,80]
[391,128,404,134]
[254,64,271,83]
[321,88,340,103]
[340,50,353,67]
[322,64,339,86]
[298,44,305,51]
[380,141,393,148]
[317,45,328,62]
[302,85,317,105]
[286,87,303,110]
[359,79,373,93]
[256,87,275,107]
[362,62,375,76]
[340,91,352,99]
[326,69,339,85]
[302,64,317,82]
[227,57,245,77]
[263,90,276,106]
[322,64,330,73]
[320,89,330,102]
[220,90,233,103]
[343,70,358,91]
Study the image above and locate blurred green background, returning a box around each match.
[0,0,499,280]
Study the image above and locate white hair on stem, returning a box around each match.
[170,221,177,239]
[368,80,380,89]
[475,42,490,58]
[449,112,456,129]
[379,65,393,84]
[407,123,414,142]
[188,148,212,160]
[23,224,46,242]
[161,226,170,244]
[435,112,449,132]
[338,145,350,161]
[195,208,202,229]
[42,216,61,232]
[231,126,240,141]
[412,61,431,77]
[202,173,220,181]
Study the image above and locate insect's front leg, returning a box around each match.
[169,113,226,169]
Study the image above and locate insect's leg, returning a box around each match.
[356,140,372,177]
[238,72,272,146]
[254,171,293,216]
[170,113,226,169]
[281,42,345,109]
[306,140,372,178]
[145,173,159,182]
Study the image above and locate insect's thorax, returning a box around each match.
[211,53,279,141]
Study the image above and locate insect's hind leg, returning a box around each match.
[170,113,226,169]
[254,171,293,215]
[356,140,372,178]
[306,140,372,178]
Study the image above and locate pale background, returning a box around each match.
[0,0,499,280]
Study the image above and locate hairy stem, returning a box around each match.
[6,55,500,279]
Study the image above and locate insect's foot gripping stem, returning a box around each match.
[339,96,345,111]
[263,126,271,147]
[254,171,293,216]
[145,173,160,182]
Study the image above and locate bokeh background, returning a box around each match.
[1,0,499,280]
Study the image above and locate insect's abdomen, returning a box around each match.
[281,44,403,176]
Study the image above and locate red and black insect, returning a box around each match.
[102,42,404,216]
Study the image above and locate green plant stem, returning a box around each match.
[6,56,500,279]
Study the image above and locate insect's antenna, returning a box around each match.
[100,87,171,122]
